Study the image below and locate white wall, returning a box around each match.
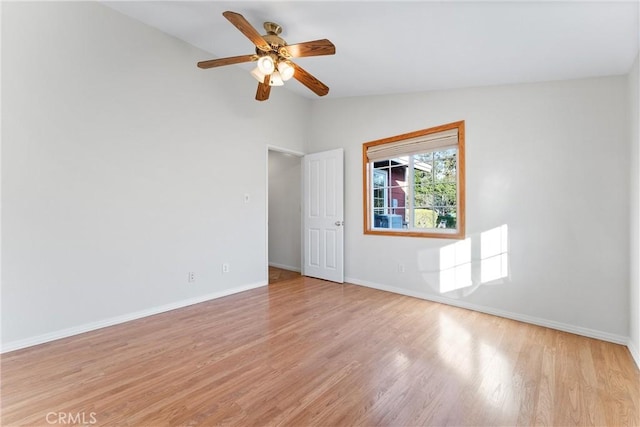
[309,76,630,341]
[1,2,310,349]
[268,151,302,271]
[1,1,636,353]
[629,51,640,366]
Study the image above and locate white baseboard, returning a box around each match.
[345,276,628,346]
[628,338,640,370]
[1,281,267,354]
[269,262,301,273]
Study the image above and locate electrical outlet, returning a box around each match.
[222,263,230,273]
[398,263,405,273]
[188,272,196,283]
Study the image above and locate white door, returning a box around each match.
[303,148,344,283]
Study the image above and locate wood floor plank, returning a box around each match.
[2,273,639,426]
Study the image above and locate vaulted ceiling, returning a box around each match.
[103,1,639,99]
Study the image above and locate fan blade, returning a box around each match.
[280,39,336,58]
[223,11,271,53]
[256,74,271,101]
[197,54,256,69]
[291,62,329,97]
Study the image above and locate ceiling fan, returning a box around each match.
[197,11,336,101]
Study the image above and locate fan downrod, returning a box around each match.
[263,22,282,35]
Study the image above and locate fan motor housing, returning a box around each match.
[262,22,286,50]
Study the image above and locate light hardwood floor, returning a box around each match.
[2,274,639,426]
[268,266,301,284]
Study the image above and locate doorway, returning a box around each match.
[267,148,303,283]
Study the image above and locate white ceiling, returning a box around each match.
[103,1,639,99]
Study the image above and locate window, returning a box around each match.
[362,120,465,239]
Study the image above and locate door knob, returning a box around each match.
[335,221,344,226]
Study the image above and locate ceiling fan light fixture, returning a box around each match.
[197,11,335,101]
[277,61,294,81]
[250,67,266,83]
[269,71,284,86]
[257,55,275,74]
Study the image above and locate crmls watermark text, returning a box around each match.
[46,412,97,425]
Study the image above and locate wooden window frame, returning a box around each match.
[362,120,466,239]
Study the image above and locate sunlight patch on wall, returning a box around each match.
[439,238,472,293]
[419,224,511,297]
[480,225,509,284]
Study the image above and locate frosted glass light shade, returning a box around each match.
[277,61,294,81]
[250,67,266,82]
[257,55,275,74]
[269,71,284,86]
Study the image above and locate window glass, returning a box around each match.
[363,121,465,239]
